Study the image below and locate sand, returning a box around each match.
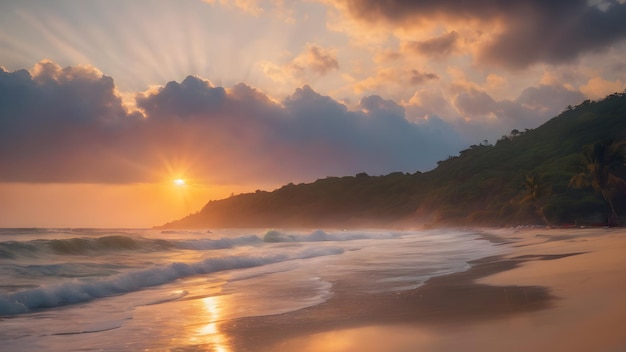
[219,227,626,352]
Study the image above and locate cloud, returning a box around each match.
[203,0,264,15]
[0,60,145,183]
[262,44,340,84]
[136,75,228,119]
[0,61,464,185]
[406,89,458,122]
[275,86,463,175]
[202,0,296,22]
[0,60,598,187]
[332,0,626,69]
[409,70,440,85]
[298,44,340,75]
[403,31,459,57]
[454,84,584,126]
[579,77,626,99]
[454,88,497,118]
[354,67,439,93]
[403,82,586,144]
[515,84,586,116]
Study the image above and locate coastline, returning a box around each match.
[221,227,626,352]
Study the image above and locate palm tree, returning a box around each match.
[569,140,626,226]
[520,173,552,226]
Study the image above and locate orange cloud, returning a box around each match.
[262,43,339,83]
[354,67,439,94]
[580,77,626,100]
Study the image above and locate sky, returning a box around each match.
[1,0,626,227]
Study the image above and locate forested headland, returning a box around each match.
[160,93,626,229]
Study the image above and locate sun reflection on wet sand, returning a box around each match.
[191,296,231,352]
[269,325,437,352]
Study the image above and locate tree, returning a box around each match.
[520,173,552,225]
[569,140,626,226]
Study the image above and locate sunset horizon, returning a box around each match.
[3,0,626,227]
[2,2,626,351]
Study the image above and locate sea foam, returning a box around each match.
[0,246,343,315]
[262,229,401,242]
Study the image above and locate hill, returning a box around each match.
[160,93,626,229]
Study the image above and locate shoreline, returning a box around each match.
[220,227,626,351]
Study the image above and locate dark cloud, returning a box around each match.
[0,61,145,183]
[404,31,459,57]
[360,95,405,118]
[353,95,461,170]
[343,0,508,22]
[276,87,462,176]
[409,69,439,85]
[0,61,463,185]
[136,75,227,119]
[480,1,626,68]
[341,0,626,68]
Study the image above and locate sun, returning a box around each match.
[173,178,186,186]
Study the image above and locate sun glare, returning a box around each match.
[173,178,186,186]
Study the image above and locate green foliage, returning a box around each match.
[569,139,626,225]
[160,92,626,229]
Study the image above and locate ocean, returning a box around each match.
[0,228,505,351]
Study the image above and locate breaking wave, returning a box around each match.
[0,246,344,315]
[262,229,400,242]
[0,230,402,259]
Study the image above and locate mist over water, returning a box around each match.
[0,227,504,350]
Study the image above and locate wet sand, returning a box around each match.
[221,227,626,352]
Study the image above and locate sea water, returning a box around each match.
[0,228,505,351]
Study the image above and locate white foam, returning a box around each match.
[0,247,344,315]
[263,229,400,242]
[174,235,262,250]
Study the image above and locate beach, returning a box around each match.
[0,228,499,351]
[222,227,626,352]
[2,227,626,351]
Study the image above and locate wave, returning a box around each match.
[0,241,40,259]
[175,235,263,250]
[262,229,401,243]
[0,235,264,258]
[160,230,213,235]
[0,236,161,257]
[0,230,402,259]
[4,262,124,279]
[0,228,73,235]
[48,236,143,254]
[0,247,344,315]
